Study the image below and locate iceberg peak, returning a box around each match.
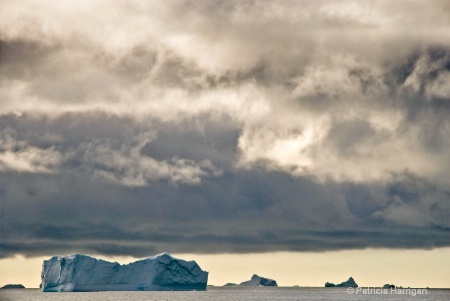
[239,274,278,286]
[325,277,358,288]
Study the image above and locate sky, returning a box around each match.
[1,0,450,288]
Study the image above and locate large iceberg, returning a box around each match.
[41,253,208,292]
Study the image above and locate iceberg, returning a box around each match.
[41,253,208,292]
[0,284,25,289]
[325,277,358,288]
[383,284,396,289]
[239,274,278,286]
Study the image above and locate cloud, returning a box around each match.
[0,0,450,258]
[0,127,62,173]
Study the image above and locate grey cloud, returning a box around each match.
[1,120,449,258]
[141,117,240,168]
[0,39,61,81]
[326,118,379,157]
[0,113,223,186]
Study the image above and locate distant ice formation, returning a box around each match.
[0,284,25,289]
[325,277,358,288]
[240,274,278,286]
[41,253,208,292]
[383,284,396,288]
[224,274,278,287]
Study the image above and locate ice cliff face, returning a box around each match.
[41,253,208,292]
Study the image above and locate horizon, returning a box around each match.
[1,248,450,288]
[1,0,450,292]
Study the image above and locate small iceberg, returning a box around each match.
[325,277,358,288]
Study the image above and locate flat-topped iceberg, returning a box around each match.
[0,284,25,289]
[41,253,208,292]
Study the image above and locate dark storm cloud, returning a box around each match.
[141,117,240,168]
[1,113,449,257]
[1,0,450,258]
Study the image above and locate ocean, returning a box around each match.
[1,287,449,301]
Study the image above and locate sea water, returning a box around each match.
[1,287,449,301]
